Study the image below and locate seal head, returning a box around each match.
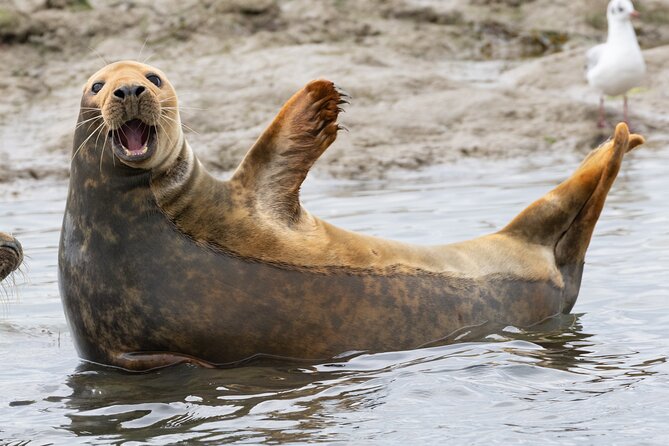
[0,232,22,282]
[78,60,183,172]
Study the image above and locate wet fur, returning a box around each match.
[0,232,22,283]
[59,61,644,370]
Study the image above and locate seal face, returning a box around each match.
[0,232,22,282]
[58,61,645,371]
[74,61,182,173]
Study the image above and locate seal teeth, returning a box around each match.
[124,146,149,157]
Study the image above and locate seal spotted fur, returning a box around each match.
[59,61,645,371]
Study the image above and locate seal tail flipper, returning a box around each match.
[500,123,644,266]
[231,80,347,223]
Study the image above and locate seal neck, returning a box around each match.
[148,128,186,176]
[150,137,197,196]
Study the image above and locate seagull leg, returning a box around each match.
[623,95,629,126]
[597,96,606,129]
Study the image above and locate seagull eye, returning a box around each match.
[91,82,104,94]
[146,74,162,87]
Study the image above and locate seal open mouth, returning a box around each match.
[110,119,157,162]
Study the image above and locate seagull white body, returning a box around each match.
[586,0,645,126]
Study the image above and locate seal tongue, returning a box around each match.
[119,119,149,153]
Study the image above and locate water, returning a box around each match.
[1,147,668,445]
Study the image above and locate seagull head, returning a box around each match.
[607,0,640,22]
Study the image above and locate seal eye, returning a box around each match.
[146,74,162,87]
[91,82,104,94]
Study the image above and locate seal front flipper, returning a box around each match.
[112,352,217,372]
[500,122,644,266]
[231,80,346,223]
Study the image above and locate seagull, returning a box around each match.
[586,0,646,128]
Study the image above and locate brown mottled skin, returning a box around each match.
[58,61,645,371]
[0,231,22,282]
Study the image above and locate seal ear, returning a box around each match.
[231,80,347,223]
[501,123,644,265]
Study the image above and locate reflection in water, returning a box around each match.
[1,148,668,444]
[59,314,664,444]
[64,361,363,443]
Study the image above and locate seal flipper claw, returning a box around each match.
[334,84,351,101]
[501,123,644,266]
[231,80,345,223]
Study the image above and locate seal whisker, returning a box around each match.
[137,37,149,61]
[117,124,130,147]
[159,108,179,118]
[161,106,206,112]
[75,119,102,131]
[92,118,107,158]
[139,38,157,65]
[108,130,116,168]
[99,128,111,172]
[161,113,199,135]
[17,265,29,286]
[0,283,10,316]
[157,117,174,147]
[87,45,109,67]
[180,123,199,135]
[159,93,196,102]
[75,115,103,130]
[77,110,103,118]
[72,121,106,162]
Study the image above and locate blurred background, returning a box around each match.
[1,0,668,182]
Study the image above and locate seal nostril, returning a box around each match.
[115,85,145,99]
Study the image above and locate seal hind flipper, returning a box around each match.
[231,80,346,222]
[554,124,643,265]
[501,122,644,265]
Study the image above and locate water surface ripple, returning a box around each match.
[1,148,667,445]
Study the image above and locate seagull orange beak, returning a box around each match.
[630,10,640,18]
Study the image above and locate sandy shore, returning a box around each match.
[1,0,668,183]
